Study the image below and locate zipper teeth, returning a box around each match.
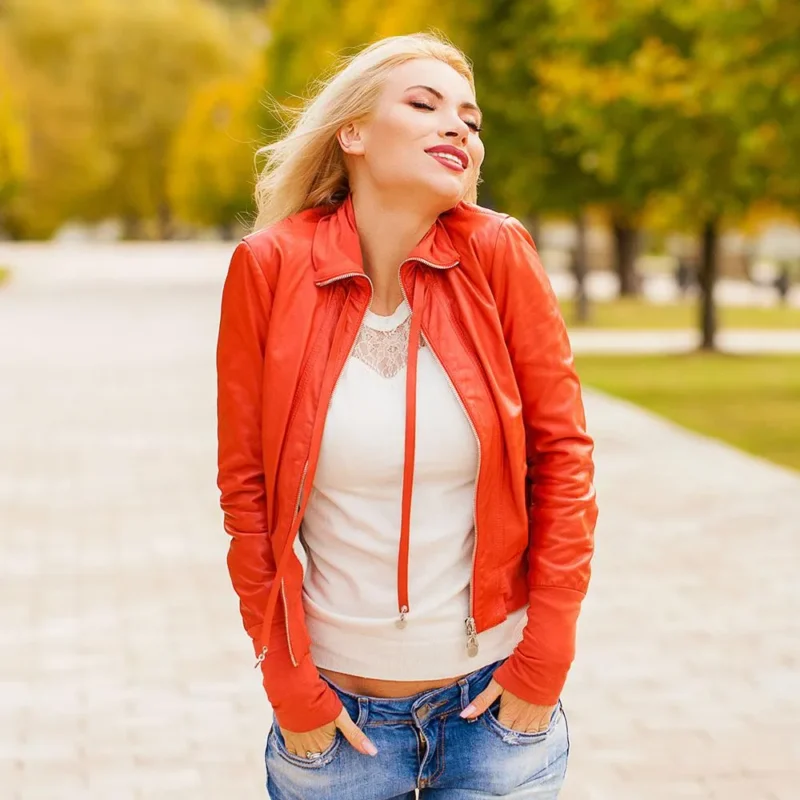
[282,460,309,668]
[315,272,366,287]
[282,272,373,662]
[401,258,459,271]
[419,329,481,624]
[317,260,457,289]
[279,580,297,666]
[285,294,335,437]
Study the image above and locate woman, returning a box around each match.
[216,32,598,800]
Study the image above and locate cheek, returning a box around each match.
[470,139,486,169]
[368,109,430,155]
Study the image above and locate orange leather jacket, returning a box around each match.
[216,194,598,733]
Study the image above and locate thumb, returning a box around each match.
[460,678,503,720]
[334,706,378,757]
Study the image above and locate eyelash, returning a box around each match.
[410,101,483,133]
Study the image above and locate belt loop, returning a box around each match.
[357,695,369,727]
[459,677,471,711]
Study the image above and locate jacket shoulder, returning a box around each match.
[442,202,533,276]
[239,207,323,288]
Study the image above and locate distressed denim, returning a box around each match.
[265,658,570,799]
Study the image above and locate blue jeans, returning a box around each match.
[264,659,570,799]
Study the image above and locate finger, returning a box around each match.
[459,679,503,720]
[497,699,518,729]
[335,708,378,756]
[281,723,335,757]
[309,727,336,753]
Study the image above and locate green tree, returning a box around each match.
[467,0,798,346]
[526,1,692,296]
[643,0,797,349]
[463,0,606,322]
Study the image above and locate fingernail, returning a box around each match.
[364,740,378,756]
[460,704,476,718]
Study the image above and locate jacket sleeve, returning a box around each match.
[489,216,599,707]
[216,240,343,732]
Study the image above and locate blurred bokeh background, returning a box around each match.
[0,1,798,798]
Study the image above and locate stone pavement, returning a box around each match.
[1,250,799,799]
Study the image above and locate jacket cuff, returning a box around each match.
[261,649,343,733]
[491,585,584,706]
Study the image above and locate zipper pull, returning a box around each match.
[396,605,409,629]
[465,617,479,657]
[253,645,267,668]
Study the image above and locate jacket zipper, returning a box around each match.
[255,459,308,670]
[417,322,481,658]
[275,273,373,664]
[283,459,309,667]
[398,258,479,655]
[275,261,482,662]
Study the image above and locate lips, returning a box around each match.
[425,145,469,171]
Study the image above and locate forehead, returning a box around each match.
[382,58,476,102]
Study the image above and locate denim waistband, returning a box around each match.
[321,659,505,725]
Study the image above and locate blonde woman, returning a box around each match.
[217,32,598,800]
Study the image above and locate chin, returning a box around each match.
[421,175,466,209]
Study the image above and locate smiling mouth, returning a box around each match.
[427,152,467,172]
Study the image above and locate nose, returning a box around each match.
[443,116,470,144]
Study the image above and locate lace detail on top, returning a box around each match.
[352,304,425,379]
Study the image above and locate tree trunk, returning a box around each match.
[158,201,174,241]
[698,218,719,351]
[612,220,639,296]
[573,212,590,325]
[122,214,141,240]
[218,221,236,240]
[529,214,541,247]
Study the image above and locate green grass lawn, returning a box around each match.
[560,297,800,329]
[576,354,800,472]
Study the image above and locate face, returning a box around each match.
[338,58,485,211]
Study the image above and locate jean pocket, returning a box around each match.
[482,698,562,745]
[270,720,342,769]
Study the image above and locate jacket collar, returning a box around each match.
[311,193,460,285]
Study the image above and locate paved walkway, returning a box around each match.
[568,328,800,354]
[1,253,798,799]
[3,241,799,356]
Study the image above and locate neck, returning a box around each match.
[350,188,439,316]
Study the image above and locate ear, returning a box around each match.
[337,121,365,156]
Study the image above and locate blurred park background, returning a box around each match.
[1,1,799,798]
[1,0,800,468]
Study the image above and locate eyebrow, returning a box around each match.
[405,85,483,118]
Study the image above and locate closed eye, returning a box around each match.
[411,101,482,133]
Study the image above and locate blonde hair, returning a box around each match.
[253,32,478,231]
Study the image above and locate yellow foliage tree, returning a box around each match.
[83,0,255,237]
[0,34,28,221]
[2,0,257,238]
[263,0,457,106]
[1,0,113,238]
[169,58,265,234]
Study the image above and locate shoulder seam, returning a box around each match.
[240,238,275,299]
[488,213,513,279]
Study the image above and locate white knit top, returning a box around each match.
[294,299,527,680]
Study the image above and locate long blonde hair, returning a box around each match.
[253,32,478,231]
